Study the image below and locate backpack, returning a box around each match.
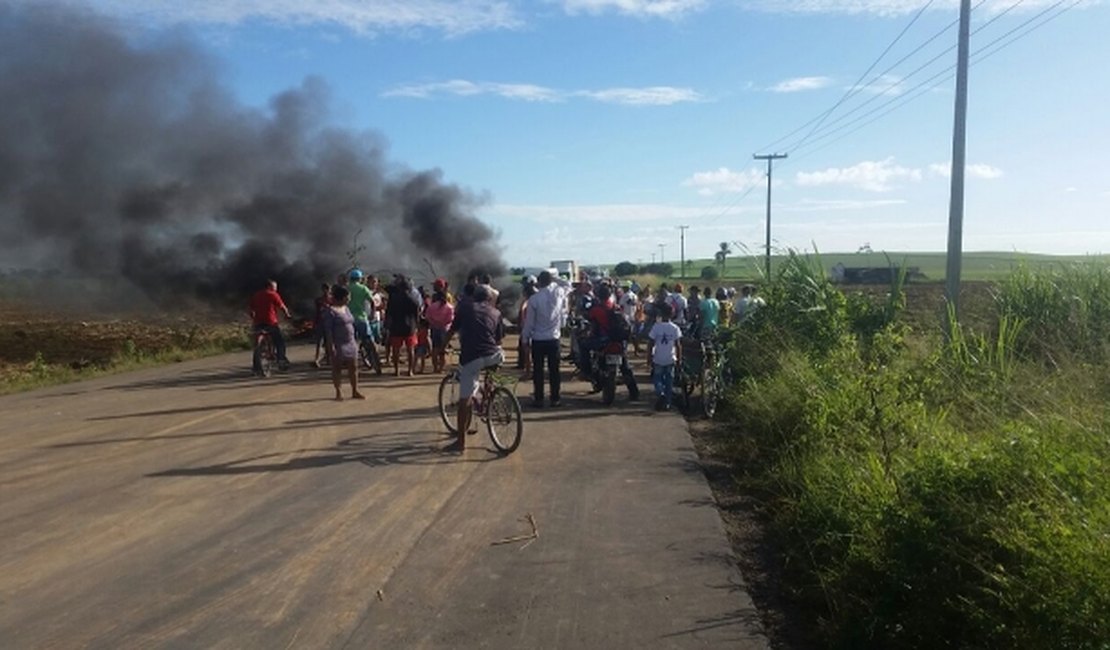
[607,307,631,342]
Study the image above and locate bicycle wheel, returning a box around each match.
[486,386,522,454]
[438,370,461,434]
[258,339,274,377]
[701,364,719,419]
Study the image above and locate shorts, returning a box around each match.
[430,327,448,349]
[390,334,417,349]
[458,350,505,399]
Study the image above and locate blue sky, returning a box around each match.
[45,0,1110,266]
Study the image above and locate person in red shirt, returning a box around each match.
[584,284,640,400]
[249,279,292,373]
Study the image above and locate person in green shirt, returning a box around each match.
[699,287,720,338]
[347,269,374,343]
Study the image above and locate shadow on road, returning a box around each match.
[51,407,441,449]
[144,430,503,477]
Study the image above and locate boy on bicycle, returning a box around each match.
[444,284,504,453]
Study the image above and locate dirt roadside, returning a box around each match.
[687,419,817,650]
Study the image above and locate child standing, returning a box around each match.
[648,302,682,412]
[414,317,431,374]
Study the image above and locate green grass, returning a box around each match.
[0,338,249,395]
[714,252,1110,649]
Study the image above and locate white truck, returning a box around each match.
[549,260,578,281]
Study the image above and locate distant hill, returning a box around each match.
[612,251,1109,283]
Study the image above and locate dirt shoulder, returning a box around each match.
[687,419,817,650]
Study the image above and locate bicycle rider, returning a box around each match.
[443,284,504,453]
[249,278,292,374]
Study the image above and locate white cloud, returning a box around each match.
[57,0,522,35]
[486,202,719,223]
[740,1,1102,16]
[796,157,922,192]
[783,198,908,212]
[382,80,562,102]
[575,86,703,105]
[928,162,1004,179]
[769,76,834,93]
[683,167,765,196]
[384,81,703,105]
[559,0,708,18]
[855,74,906,96]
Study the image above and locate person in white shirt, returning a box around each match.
[734,285,766,323]
[666,282,689,327]
[521,270,570,407]
[648,302,683,411]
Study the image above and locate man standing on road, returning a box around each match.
[347,270,374,354]
[385,275,421,377]
[445,285,504,452]
[521,270,569,408]
[249,278,292,374]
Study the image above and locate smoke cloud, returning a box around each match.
[0,4,505,312]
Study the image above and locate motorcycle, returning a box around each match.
[590,338,627,406]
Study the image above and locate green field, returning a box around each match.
[652,251,1110,282]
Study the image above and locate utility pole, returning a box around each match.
[754,153,787,280]
[658,243,666,266]
[677,225,689,278]
[651,252,656,265]
[945,0,972,328]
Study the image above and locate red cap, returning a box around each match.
[433,277,447,289]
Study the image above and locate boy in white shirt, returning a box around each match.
[648,302,683,412]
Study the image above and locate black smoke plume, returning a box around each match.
[0,4,505,313]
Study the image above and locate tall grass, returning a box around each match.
[720,254,1110,649]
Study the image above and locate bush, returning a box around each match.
[700,265,719,280]
[613,261,639,276]
[717,255,1110,649]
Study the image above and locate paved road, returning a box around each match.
[0,341,768,649]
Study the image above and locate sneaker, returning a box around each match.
[549,399,563,408]
[531,398,545,409]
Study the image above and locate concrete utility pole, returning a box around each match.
[658,244,666,266]
[677,225,689,278]
[754,153,787,280]
[945,0,972,327]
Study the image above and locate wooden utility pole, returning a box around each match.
[945,0,972,327]
[754,153,787,280]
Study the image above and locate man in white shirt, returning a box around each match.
[521,270,570,407]
[666,282,689,327]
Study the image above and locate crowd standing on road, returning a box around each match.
[249,265,769,448]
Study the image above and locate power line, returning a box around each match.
[788,0,939,153]
[785,0,1077,163]
[787,0,1026,154]
[758,0,966,154]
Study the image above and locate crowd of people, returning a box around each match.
[248,268,767,436]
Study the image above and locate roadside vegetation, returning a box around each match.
[717,253,1109,649]
[0,315,249,395]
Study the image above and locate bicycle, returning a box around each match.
[253,327,277,377]
[678,335,724,419]
[437,355,523,454]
